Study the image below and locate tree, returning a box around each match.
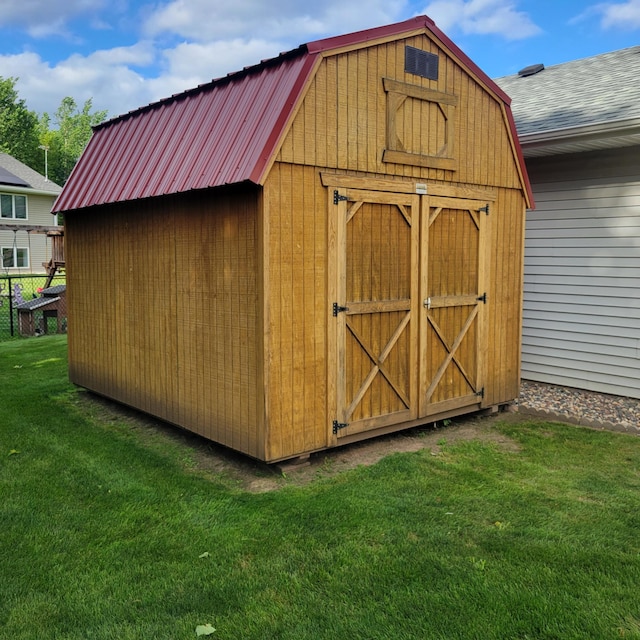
[0,77,40,168]
[41,97,108,185]
[0,77,108,184]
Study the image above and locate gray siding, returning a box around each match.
[523,146,640,399]
[0,192,57,274]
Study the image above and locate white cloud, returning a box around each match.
[164,39,286,80]
[423,0,541,40]
[143,0,405,42]
[145,38,290,104]
[0,43,157,117]
[0,0,107,37]
[138,0,409,108]
[570,1,640,29]
[0,0,449,120]
[87,42,156,67]
[596,0,640,29]
[0,36,300,118]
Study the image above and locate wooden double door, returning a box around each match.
[331,186,489,438]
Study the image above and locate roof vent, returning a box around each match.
[518,63,544,77]
[405,46,438,81]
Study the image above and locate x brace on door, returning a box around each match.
[344,312,411,421]
[423,304,479,404]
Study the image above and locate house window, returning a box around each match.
[2,246,29,269]
[0,193,27,219]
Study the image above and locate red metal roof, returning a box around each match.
[54,16,532,213]
[53,49,316,212]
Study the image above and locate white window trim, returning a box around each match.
[0,193,28,220]
[2,246,30,269]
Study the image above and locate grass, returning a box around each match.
[2,335,640,639]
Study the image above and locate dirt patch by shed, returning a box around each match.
[72,390,526,493]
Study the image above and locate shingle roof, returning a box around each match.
[0,153,62,194]
[495,46,640,136]
[15,296,61,311]
[54,16,531,213]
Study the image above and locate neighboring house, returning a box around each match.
[54,16,532,462]
[496,47,640,399]
[0,152,62,274]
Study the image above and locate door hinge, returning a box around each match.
[333,420,349,434]
[477,292,487,304]
[333,302,348,316]
[476,387,485,399]
[477,204,489,215]
[333,190,348,205]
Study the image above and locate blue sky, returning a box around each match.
[0,0,638,118]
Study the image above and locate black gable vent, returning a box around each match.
[518,63,545,77]
[405,46,439,81]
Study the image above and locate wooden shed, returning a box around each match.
[53,16,533,462]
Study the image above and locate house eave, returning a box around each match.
[0,183,62,198]
[520,117,640,158]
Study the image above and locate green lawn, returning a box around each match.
[2,335,640,639]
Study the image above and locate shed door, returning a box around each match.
[332,189,420,437]
[421,196,487,416]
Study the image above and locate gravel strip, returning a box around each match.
[518,380,640,435]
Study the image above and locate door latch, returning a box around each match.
[423,297,431,310]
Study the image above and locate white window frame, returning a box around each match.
[2,246,29,269]
[0,193,28,220]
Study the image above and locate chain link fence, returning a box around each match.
[0,274,66,341]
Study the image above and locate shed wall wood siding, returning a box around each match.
[485,186,526,406]
[0,193,56,273]
[523,146,640,398]
[65,189,263,457]
[263,163,328,460]
[276,34,522,191]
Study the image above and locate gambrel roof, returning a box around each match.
[496,46,640,157]
[54,16,531,213]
